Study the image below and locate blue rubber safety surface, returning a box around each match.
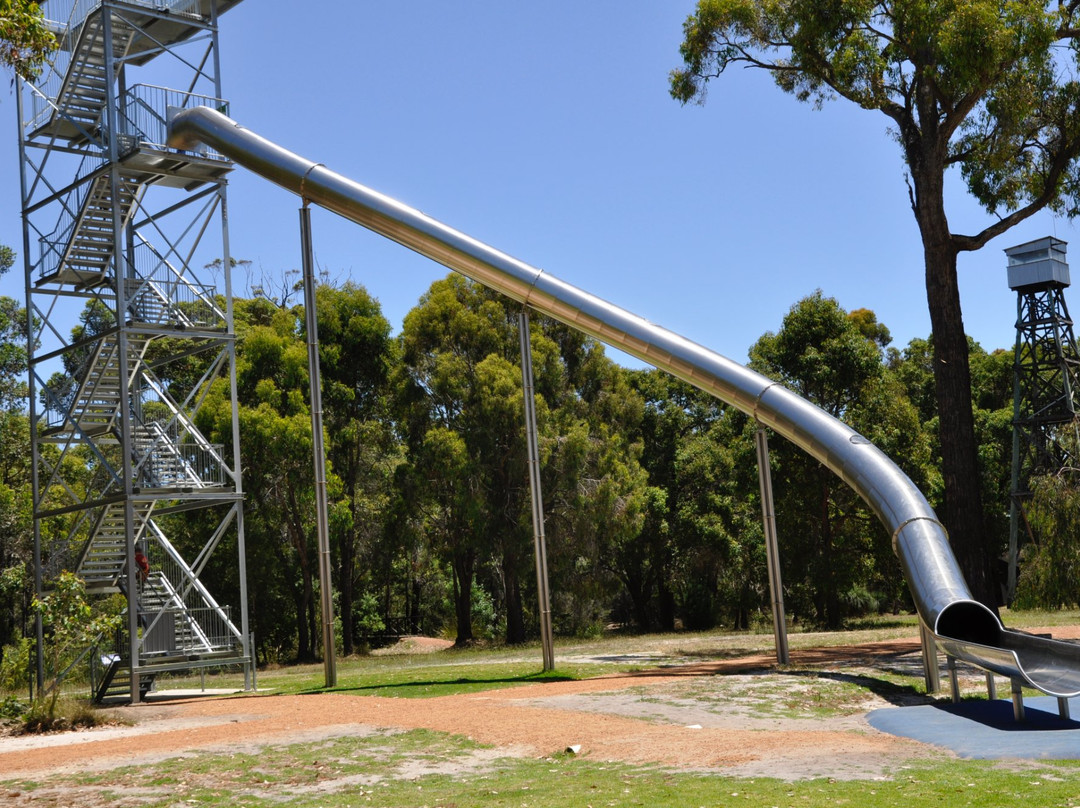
[867,697,1080,759]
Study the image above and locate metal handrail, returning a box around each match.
[119,84,229,159]
[36,153,108,280]
[26,2,212,134]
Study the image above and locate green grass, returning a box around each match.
[172,656,612,698]
[6,611,1080,806]
[7,728,1080,808]
[151,607,1080,700]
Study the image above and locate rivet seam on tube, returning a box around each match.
[753,382,783,425]
[891,516,948,552]
[300,163,324,206]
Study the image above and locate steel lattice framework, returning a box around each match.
[1006,237,1080,600]
[15,0,250,702]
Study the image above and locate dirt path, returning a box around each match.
[0,638,950,782]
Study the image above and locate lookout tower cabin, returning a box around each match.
[15,0,251,702]
[1005,236,1080,599]
[1006,237,1071,293]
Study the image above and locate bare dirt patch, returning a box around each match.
[0,637,948,787]
[370,635,454,655]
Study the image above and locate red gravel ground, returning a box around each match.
[0,638,949,782]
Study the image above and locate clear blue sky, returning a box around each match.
[4,1,1078,366]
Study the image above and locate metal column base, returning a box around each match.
[1011,678,1025,722]
[920,621,940,694]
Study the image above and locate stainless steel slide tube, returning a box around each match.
[169,106,1080,698]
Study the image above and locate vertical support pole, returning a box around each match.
[300,205,336,688]
[220,185,252,690]
[1058,696,1071,720]
[16,80,45,696]
[947,656,960,703]
[754,427,789,665]
[1007,294,1024,602]
[519,309,554,671]
[920,620,940,694]
[99,6,141,704]
[985,671,997,700]
[1011,678,1026,722]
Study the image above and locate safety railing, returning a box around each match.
[125,271,223,331]
[139,603,238,657]
[42,535,80,584]
[133,423,226,489]
[46,0,203,48]
[39,333,121,432]
[36,153,109,281]
[136,545,240,655]
[119,84,229,160]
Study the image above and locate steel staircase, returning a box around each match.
[21,0,252,704]
[34,9,136,143]
[39,171,144,287]
[75,500,155,592]
[43,332,151,437]
[94,655,155,703]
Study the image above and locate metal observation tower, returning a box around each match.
[1005,237,1080,601]
[15,0,251,701]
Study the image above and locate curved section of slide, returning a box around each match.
[167,106,1080,697]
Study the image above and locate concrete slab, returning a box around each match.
[868,697,1080,759]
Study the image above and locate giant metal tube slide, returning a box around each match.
[169,106,1080,698]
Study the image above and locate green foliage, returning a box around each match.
[1015,469,1080,608]
[750,292,925,627]
[671,0,1080,608]
[0,296,30,411]
[31,572,121,723]
[750,290,883,418]
[0,411,34,651]
[396,274,651,646]
[353,591,385,637]
[0,635,31,693]
[0,0,56,79]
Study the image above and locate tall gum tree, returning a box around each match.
[671,0,1080,608]
[0,0,55,80]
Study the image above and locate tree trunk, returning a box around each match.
[409,575,422,634]
[658,582,676,632]
[452,549,475,645]
[922,234,999,608]
[286,488,317,662]
[904,121,999,610]
[819,472,841,630]
[503,559,526,644]
[339,503,356,656]
[625,569,653,632]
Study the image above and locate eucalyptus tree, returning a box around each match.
[398,274,653,642]
[1015,463,1080,608]
[197,296,347,662]
[625,370,725,630]
[0,0,56,79]
[397,275,532,643]
[311,282,398,654]
[541,368,651,636]
[0,410,32,650]
[671,0,1080,607]
[0,247,42,649]
[0,298,29,412]
[749,292,922,626]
